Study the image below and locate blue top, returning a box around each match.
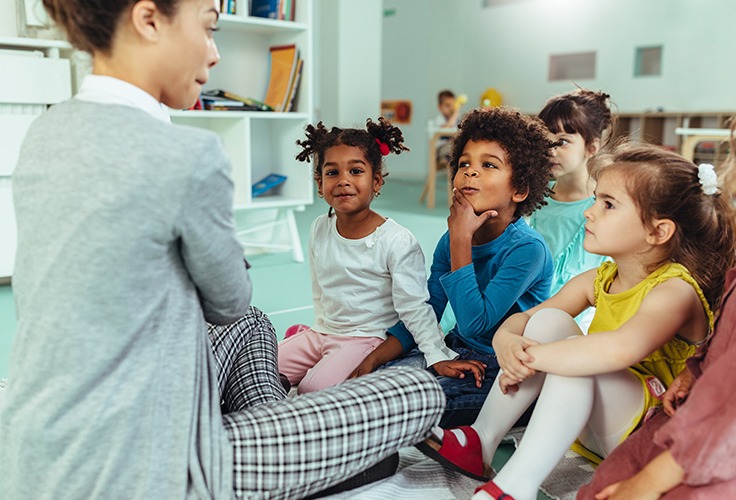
[389,218,553,355]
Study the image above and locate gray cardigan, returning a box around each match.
[0,99,251,499]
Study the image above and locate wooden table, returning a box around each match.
[420,128,456,208]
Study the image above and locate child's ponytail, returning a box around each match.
[366,117,410,157]
[296,117,409,182]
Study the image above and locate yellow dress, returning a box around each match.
[570,261,713,464]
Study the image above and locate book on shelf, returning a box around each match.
[251,0,278,19]
[284,59,303,112]
[263,44,299,112]
[220,0,237,14]
[201,89,273,111]
[250,0,296,20]
[252,173,287,197]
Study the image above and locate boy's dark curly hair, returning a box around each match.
[450,107,555,217]
[295,117,409,183]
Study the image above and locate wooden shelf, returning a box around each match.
[612,111,734,156]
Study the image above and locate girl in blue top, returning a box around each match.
[352,107,555,427]
[528,88,614,328]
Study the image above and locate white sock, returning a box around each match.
[493,373,594,500]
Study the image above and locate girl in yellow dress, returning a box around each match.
[417,143,736,500]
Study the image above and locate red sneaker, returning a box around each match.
[473,480,515,500]
[415,426,493,481]
[284,324,310,339]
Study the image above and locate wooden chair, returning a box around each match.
[676,127,731,162]
[420,129,456,208]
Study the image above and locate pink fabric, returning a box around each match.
[277,328,384,394]
[578,268,736,499]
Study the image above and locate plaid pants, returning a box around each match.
[209,307,445,499]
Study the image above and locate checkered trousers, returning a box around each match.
[208,306,287,411]
[223,367,445,499]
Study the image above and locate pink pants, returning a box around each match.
[278,328,384,394]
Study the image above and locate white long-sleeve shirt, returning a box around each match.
[309,214,457,366]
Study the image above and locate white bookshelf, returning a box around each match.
[170,2,314,262]
[0,37,72,281]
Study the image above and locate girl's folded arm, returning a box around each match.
[525,278,705,376]
[493,269,595,379]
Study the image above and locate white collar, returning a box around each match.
[76,75,171,124]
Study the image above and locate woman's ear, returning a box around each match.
[647,218,676,246]
[130,0,162,42]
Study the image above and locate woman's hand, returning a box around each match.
[432,359,487,388]
[662,367,695,416]
[494,329,538,382]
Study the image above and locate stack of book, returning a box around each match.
[201,90,273,111]
[250,0,296,21]
[263,44,303,112]
[219,0,237,14]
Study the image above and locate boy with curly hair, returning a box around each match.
[352,107,555,427]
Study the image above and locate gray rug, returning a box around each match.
[0,381,594,499]
[504,427,595,500]
[323,429,595,500]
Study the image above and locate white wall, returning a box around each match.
[314,0,383,128]
[0,1,19,36]
[383,0,736,180]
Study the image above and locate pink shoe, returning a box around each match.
[473,480,515,500]
[415,426,493,481]
[284,324,310,339]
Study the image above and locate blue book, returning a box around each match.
[251,0,279,19]
[252,174,287,197]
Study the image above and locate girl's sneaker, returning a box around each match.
[415,425,493,481]
[284,324,310,339]
[473,481,515,500]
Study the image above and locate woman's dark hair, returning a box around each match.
[538,88,614,149]
[43,0,179,54]
[590,143,736,311]
[449,107,555,218]
[295,117,408,183]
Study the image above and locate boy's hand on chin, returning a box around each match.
[447,188,497,238]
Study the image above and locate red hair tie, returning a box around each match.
[375,138,390,156]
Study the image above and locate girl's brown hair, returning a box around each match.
[591,143,736,311]
[538,88,614,149]
[42,0,179,54]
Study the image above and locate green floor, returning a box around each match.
[0,178,551,499]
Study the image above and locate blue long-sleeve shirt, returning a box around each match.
[389,218,553,355]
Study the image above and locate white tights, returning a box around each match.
[472,309,645,500]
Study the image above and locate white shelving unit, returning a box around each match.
[170,4,314,262]
[0,36,72,281]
